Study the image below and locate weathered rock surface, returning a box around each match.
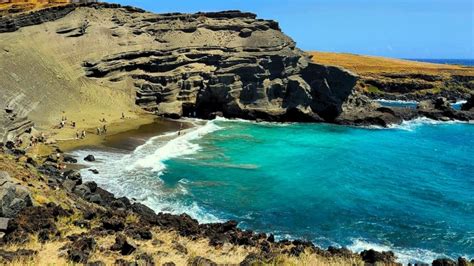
[462,93,474,111]
[418,97,474,122]
[0,171,32,218]
[80,6,358,123]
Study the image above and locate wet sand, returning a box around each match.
[28,113,195,158]
[100,118,194,151]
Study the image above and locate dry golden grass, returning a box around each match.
[309,51,474,76]
[0,1,69,15]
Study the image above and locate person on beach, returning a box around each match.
[81,130,86,139]
[178,123,183,136]
[103,125,107,134]
[121,112,125,119]
[75,131,80,140]
[72,122,76,128]
[96,128,101,135]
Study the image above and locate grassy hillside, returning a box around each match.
[309,51,474,76]
[309,51,474,100]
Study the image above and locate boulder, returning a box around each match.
[73,184,91,198]
[0,171,33,218]
[189,256,217,266]
[458,257,468,266]
[65,236,96,263]
[461,94,474,111]
[84,155,95,162]
[360,249,397,264]
[63,156,78,164]
[432,258,456,266]
[102,217,125,231]
[434,97,452,111]
[110,234,136,255]
[0,217,10,231]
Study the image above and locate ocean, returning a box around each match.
[406,59,474,67]
[74,118,474,264]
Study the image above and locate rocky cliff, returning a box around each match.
[0,3,364,144]
[80,8,358,122]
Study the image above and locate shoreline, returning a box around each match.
[2,115,472,265]
[67,116,473,265]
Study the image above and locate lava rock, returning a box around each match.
[189,256,217,266]
[63,156,78,163]
[84,155,95,162]
[432,258,456,266]
[102,217,125,231]
[110,234,136,255]
[0,171,33,218]
[360,249,396,264]
[88,169,99,174]
[65,236,96,263]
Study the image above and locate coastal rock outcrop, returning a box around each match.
[81,7,358,123]
[461,93,474,111]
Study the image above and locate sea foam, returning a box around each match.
[347,238,449,265]
[71,119,224,223]
[129,120,222,173]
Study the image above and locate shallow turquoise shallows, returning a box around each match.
[76,119,474,264]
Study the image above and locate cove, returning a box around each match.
[74,118,474,264]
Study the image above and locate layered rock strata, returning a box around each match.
[81,8,359,122]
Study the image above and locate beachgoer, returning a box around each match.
[72,122,76,128]
[103,125,107,134]
[121,112,125,119]
[75,131,80,140]
[81,130,86,139]
[97,128,101,135]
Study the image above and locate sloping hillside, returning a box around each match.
[309,51,474,101]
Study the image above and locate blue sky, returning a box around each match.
[111,0,473,59]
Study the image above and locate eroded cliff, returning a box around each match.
[0,3,363,144]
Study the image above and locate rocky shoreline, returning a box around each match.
[1,141,473,265]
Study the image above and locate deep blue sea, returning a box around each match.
[75,118,474,264]
[406,59,474,66]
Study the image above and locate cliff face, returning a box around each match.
[81,8,358,122]
[0,3,361,144]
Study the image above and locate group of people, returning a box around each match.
[75,130,87,140]
[58,116,77,129]
[27,132,46,148]
[96,124,107,135]
[57,112,129,140]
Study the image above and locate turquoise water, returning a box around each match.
[76,118,474,263]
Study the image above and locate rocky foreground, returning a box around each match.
[1,141,473,265]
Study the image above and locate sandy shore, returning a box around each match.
[26,111,194,157]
